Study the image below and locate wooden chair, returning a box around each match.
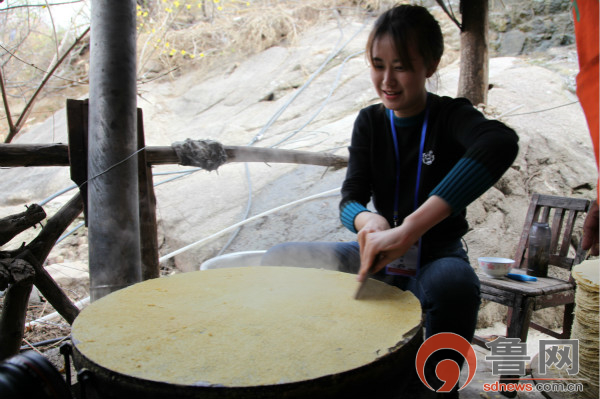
[473,193,591,348]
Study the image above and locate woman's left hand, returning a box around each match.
[357,196,453,282]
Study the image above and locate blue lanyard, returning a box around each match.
[388,100,430,271]
[389,100,429,273]
[388,100,430,227]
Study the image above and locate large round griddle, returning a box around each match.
[71,266,423,399]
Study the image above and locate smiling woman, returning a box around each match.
[262,5,519,396]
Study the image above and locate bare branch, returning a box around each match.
[0,1,84,11]
[0,43,89,85]
[0,29,33,68]
[4,25,90,143]
[0,67,16,136]
[435,0,463,31]
[44,0,61,58]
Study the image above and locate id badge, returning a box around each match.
[385,245,419,276]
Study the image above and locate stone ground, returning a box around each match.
[459,345,546,399]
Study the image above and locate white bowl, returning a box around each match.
[478,257,515,278]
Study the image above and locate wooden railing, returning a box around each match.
[0,99,348,360]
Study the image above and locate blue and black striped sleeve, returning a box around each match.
[430,108,519,214]
[340,201,370,233]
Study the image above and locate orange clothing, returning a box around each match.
[573,0,599,201]
[573,0,599,169]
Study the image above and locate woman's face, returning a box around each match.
[369,34,436,118]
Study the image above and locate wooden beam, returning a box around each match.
[148,145,349,169]
[0,204,46,247]
[0,143,348,169]
[20,194,84,324]
[0,143,69,166]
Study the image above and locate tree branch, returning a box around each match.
[0,42,85,84]
[0,204,46,247]
[0,67,16,137]
[435,0,463,31]
[4,26,90,143]
[0,1,84,11]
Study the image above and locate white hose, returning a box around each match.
[158,187,341,263]
[25,296,90,329]
[22,188,340,327]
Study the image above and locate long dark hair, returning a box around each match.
[366,4,444,72]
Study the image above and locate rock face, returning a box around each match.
[0,7,596,329]
[489,0,576,55]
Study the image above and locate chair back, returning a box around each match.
[514,193,591,271]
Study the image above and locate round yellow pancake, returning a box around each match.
[72,266,421,387]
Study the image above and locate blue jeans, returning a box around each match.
[261,240,481,343]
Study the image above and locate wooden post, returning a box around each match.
[88,0,141,301]
[68,101,160,281]
[67,99,90,225]
[457,0,489,105]
[137,108,160,280]
[0,258,34,361]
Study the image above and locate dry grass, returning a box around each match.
[135,0,402,81]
